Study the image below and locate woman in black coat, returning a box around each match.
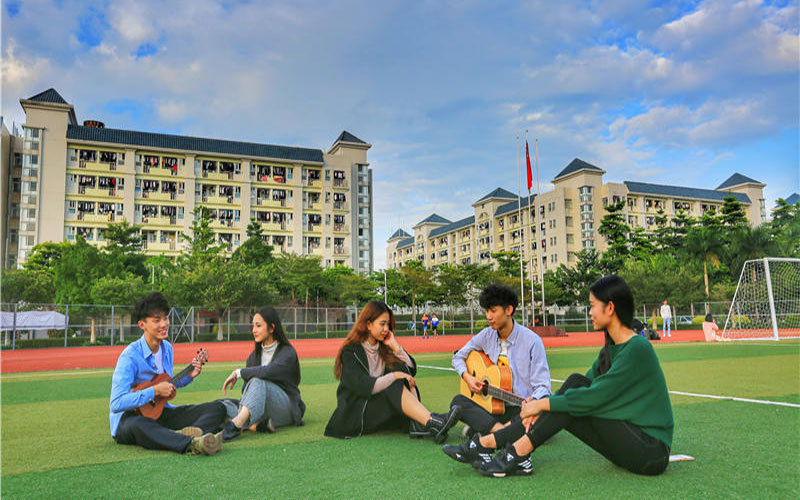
[324,301,460,443]
[220,306,306,440]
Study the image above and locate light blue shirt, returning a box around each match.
[108,335,193,437]
[452,320,551,400]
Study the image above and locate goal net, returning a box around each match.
[722,258,800,340]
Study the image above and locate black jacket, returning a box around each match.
[324,343,417,439]
[240,342,306,425]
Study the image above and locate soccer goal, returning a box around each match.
[722,258,800,341]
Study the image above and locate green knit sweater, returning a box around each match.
[548,334,674,448]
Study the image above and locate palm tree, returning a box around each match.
[729,225,776,282]
[683,226,725,298]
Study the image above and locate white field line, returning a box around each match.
[416,365,800,409]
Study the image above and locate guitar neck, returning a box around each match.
[485,384,525,407]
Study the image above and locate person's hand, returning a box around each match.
[462,372,484,394]
[222,371,238,395]
[521,399,543,419]
[393,371,416,389]
[189,357,203,378]
[383,331,401,353]
[523,415,540,432]
[153,381,175,398]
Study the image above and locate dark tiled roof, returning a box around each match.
[476,187,517,203]
[429,216,475,238]
[396,237,415,249]
[783,193,799,205]
[716,173,764,189]
[389,228,411,240]
[625,181,750,204]
[415,213,451,225]
[553,158,604,180]
[496,194,536,216]
[335,130,367,144]
[26,88,69,105]
[66,125,324,163]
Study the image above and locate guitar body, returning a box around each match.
[134,373,177,420]
[459,351,514,414]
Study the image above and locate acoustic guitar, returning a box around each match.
[459,350,525,414]
[134,348,208,420]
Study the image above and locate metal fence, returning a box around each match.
[1,299,735,350]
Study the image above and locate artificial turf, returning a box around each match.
[2,342,799,499]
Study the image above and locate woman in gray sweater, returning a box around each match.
[220,306,305,441]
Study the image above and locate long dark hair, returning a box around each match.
[590,275,634,376]
[253,306,291,363]
[333,301,400,379]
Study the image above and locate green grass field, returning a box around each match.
[2,342,799,499]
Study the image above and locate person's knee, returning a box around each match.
[559,373,591,393]
[451,394,471,407]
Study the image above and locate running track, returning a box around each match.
[0,330,707,373]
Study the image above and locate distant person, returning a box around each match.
[660,300,672,338]
[324,301,460,442]
[219,306,306,441]
[447,284,551,440]
[421,313,430,339]
[702,313,726,342]
[408,320,416,334]
[443,275,673,478]
[431,314,440,336]
[109,292,226,455]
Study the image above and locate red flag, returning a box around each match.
[525,140,533,191]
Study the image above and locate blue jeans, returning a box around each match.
[663,318,671,337]
[223,379,294,429]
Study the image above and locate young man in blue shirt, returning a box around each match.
[109,292,227,455]
[448,284,551,438]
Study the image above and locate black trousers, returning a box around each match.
[493,373,670,476]
[115,401,227,453]
[450,394,521,435]
[362,379,417,434]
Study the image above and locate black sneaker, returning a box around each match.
[442,434,494,468]
[479,444,533,477]
[428,406,462,444]
[409,420,429,439]
[221,420,242,442]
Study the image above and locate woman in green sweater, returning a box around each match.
[443,275,673,477]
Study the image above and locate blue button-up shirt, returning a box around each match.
[452,321,551,400]
[108,335,193,437]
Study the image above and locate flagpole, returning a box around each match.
[535,138,546,326]
[526,131,535,328]
[515,136,526,326]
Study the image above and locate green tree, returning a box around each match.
[231,220,275,267]
[180,207,223,269]
[272,253,325,305]
[620,254,704,308]
[325,265,378,305]
[720,196,748,228]
[682,226,725,298]
[399,260,434,323]
[53,237,109,304]
[491,251,523,278]
[597,200,630,274]
[24,241,71,275]
[104,219,143,255]
[769,198,800,257]
[0,269,56,303]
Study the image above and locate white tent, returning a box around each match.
[1,310,67,331]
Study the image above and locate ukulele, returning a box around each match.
[459,350,525,414]
[134,348,209,420]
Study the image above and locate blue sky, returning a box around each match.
[2,0,798,269]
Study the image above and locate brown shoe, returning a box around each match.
[176,426,203,438]
[188,432,223,456]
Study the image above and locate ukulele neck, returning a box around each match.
[169,364,193,386]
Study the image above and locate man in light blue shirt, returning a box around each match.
[109,292,227,455]
[450,284,551,436]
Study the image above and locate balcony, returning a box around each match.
[143,191,178,202]
[201,170,234,182]
[333,201,348,211]
[78,212,115,223]
[143,240,178,252]
[198,194,235,205]
[307,247,323,256]
[140,215,177,226]
[333,245,348,255]
[333,179,349,190]
[333,224,349,234]
[304,224,322,234]
[303,201,321,211]
[260,221,292,232]
[304,178,322,188]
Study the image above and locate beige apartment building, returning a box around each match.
[387,158,767,275]
[1,89,374,272]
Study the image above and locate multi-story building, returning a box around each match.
[387,158,767,275]
[1,88,373,272]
